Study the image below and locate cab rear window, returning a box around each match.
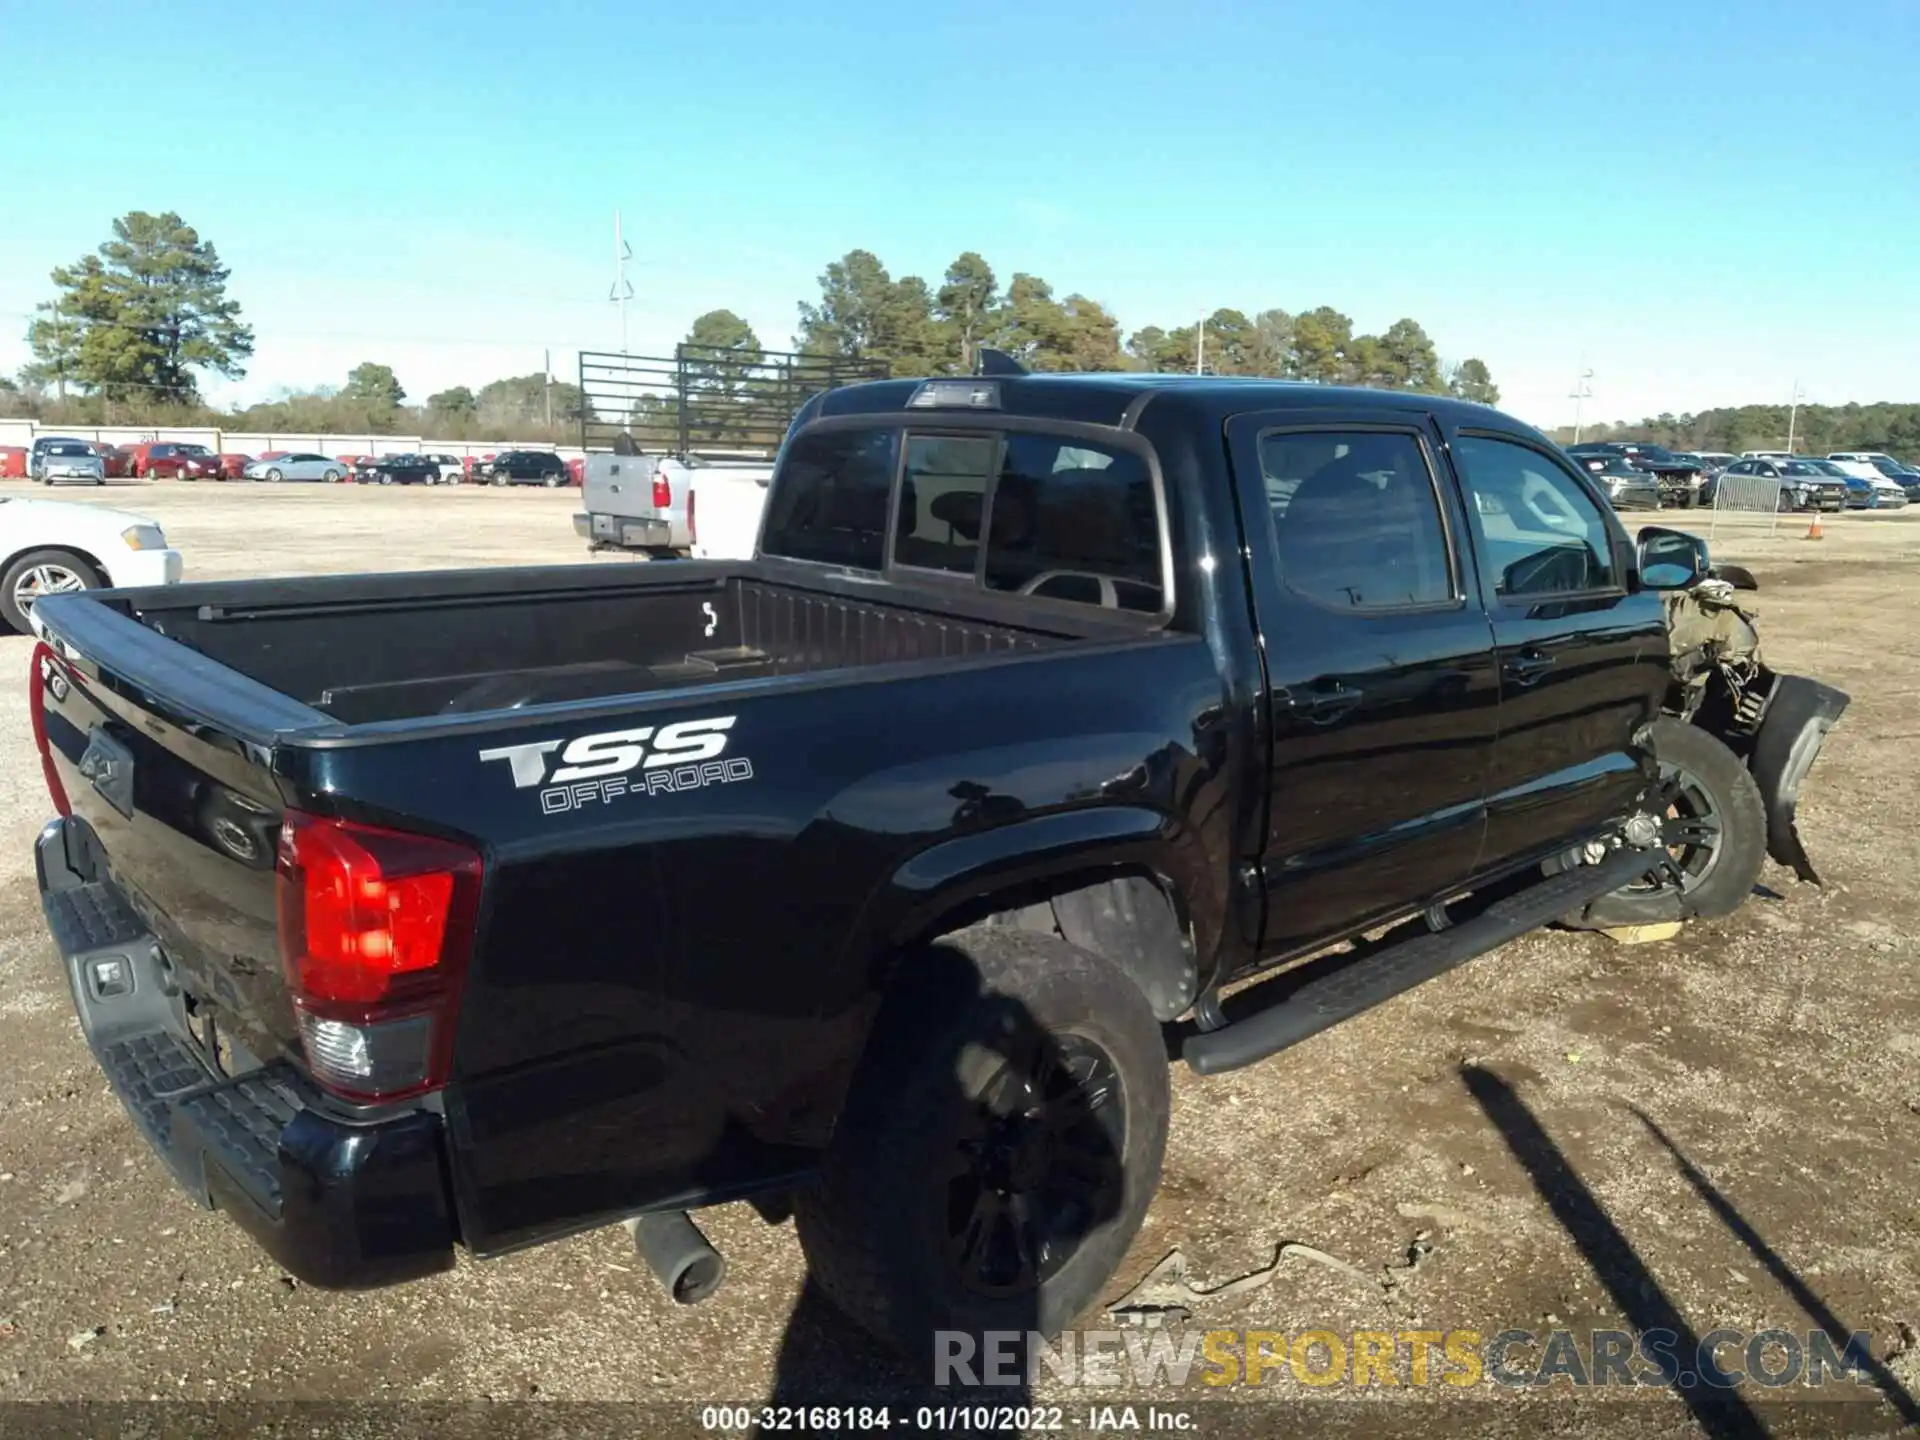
[764,423,1167,617]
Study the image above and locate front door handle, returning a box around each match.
[1504,648,1557,686]
[1279,681,1364,724]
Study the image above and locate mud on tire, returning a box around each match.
[794,926,1168,1361]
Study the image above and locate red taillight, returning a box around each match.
[652,470,672,508]
[686,484,697,548]
[275,811,483,1102]
[29,642,71,818]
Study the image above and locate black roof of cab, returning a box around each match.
[808,373,1548,447]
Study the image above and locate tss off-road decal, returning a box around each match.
[479,715,752,814]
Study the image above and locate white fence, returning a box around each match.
[0,419,584,463]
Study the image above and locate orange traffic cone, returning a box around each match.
[1806,510,1824,540]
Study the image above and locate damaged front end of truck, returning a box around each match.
[1665,565,1850,883]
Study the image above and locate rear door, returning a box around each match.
[1226,411,1501,956]
[1441,427,1669,873]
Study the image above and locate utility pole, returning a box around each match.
[1786,379,1806,453]
[1195,313,1205,375]
[1569,368,1594,443]
[609,210,635,354]
[53,296,67,404]
[544,349,553,437]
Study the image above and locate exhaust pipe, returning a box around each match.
[626,1210,727,1305]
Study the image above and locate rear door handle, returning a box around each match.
[1504,648,1557,685]
[1279,680,1364,724]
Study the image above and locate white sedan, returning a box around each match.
[0,497,183,634]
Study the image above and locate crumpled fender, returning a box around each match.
[1747,674,1850,884]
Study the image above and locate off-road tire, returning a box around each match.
[1569,717,1768,928]
[794,927,1168,1360]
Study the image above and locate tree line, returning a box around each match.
[1542,403,1920,458]
[785,248,1501,401]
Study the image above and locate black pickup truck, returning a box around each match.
[26,369,1847,1356]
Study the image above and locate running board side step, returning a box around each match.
[1182,847,1656,1076]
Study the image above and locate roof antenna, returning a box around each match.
[975,347,1028,377]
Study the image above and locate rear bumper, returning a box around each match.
[34,817,458,1289]
[576,511,673,549]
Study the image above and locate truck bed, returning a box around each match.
[99,561,1099,726]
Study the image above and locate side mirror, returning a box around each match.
[1636,526,1710,590]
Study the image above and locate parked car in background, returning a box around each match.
[1571,452,1662,510]
[1831,450,1913,477]
[1707,457,1847,512]
[174,443,222,479]
[419,452,466,482]
[1565,441,1704,507]
[482,449,570,486]
[30,440,106,486]
[28,437,90,481]
[1694,451,1737,475]
[566,456,586,487]
[216,453,253,480]
[0,493,181,632]
[119,441,219,479]
[355,454,443,485]
[1795,458,1877,509]
[1865,473,1910,509]
[1836,452,1920,503]
[0,448,26,480]
[81,442,128,477]
[1882,467,1920,503]
[1824,455,1911,508]
[243,453,346,483]
[1741,450,1794,463]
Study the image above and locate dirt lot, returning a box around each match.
[0,482,1917,1436]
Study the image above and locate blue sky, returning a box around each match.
[1,0,1915,428]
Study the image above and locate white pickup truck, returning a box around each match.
[574,453,773,561]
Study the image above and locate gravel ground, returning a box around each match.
[0,481,1916,1437]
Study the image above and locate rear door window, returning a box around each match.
[1256,430,1455,609]
[761,427,900,570]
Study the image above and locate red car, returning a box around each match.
[121,441,221,479]
[566,456,585,487]
[82,442,129,477]
[216,453,253,480]
[0,447,26,480]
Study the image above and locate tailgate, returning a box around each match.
[583,453,664,520]
[30,608,321,1075]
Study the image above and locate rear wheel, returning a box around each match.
[2,548,103,635]
[1568,717,1768,928]
[795,927,1167,1359]
[543,475,560,488]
